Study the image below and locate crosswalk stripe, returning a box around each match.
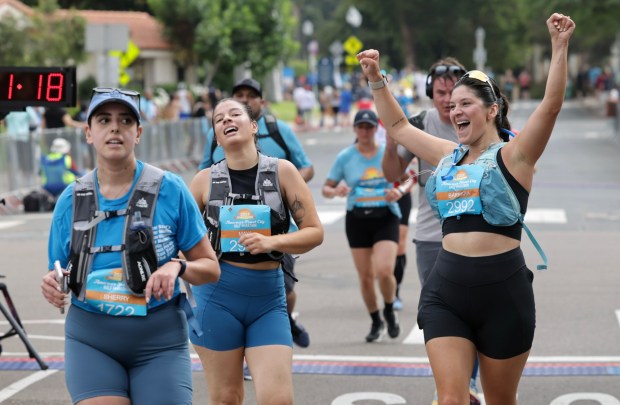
[402,323,425,345]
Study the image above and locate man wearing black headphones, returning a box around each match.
[382,58,482,405]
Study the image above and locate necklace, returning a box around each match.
[97,169,135,199]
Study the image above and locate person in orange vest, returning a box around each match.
[41,138,82,198]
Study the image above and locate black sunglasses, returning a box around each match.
[431,65,466,78]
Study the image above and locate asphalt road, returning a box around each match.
[0,99,619,404]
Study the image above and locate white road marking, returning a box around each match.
[616,310,620,329]
[524,209,567,224]
[408,208,567,225]
[23,335,65,341]
[317,207,567,225]
[402,323,425,345]
[0,221,23,230]
[318,210,346,225]
[0,370,58,402]
[0,319,65,326]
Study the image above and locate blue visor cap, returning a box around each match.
[87,88,141,122]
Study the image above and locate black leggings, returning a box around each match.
[417,247,535,359]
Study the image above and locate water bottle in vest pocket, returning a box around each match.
[123,226,158,295]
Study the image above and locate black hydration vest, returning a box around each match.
[67,164,164,298]
[204,153,290,260]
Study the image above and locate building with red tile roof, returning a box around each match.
[0,0,178,89]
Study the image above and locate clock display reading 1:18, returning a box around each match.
[0,66,77,109]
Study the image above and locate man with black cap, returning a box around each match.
[198,78,315,351]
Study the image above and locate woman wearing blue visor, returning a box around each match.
[41,87,220,405]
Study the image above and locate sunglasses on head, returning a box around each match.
[457,70,498,102]
[431,65,466,78]
[91,87,140,100]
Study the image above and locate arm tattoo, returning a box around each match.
[290,195,306,226]
[391,117,405,128]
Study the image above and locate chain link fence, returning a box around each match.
[0,118,209,211]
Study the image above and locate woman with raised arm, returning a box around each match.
[358,13,575,405]
[189,98,323,404]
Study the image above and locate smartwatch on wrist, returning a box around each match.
[172,258,187,277]
[368,75,388,90]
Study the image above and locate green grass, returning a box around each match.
[267,100,297,122]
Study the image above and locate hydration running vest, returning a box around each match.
[67,164,164,299]
[426,143,548,270]
[204,153,290,260]
[41,154,71,187]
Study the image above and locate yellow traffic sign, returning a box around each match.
[109,40,141,86]
[343,35,363,55]
[119,71,131,86]
[109,40,140,68]
[345,54,359,66]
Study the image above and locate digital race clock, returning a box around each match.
[0,66,77,110]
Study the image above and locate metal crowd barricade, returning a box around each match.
[0,117,210,196]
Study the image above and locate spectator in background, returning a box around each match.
[176,82,194,120]
[42,106,84,129]
[140,88,159,122]
[3,108,41,180]
[338,82,354,127]
[501,69,517,101]
[193,91,214,122]
[161,93,181,121]
[518,68,532,100]
[40,138,82,198]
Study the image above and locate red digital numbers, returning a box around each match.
[4,72,64,101]
[46,73,64,101]
[8,73,14,100]
[1,67,76,108]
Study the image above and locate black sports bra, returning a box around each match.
[442,148,529,240]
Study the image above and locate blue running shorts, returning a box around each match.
[65,300,192,404]
[190,262,292,351]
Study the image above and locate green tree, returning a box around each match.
[0,16,28,66]
[0,0,86,66]
[148,0,298,87]
[146,0,204,68]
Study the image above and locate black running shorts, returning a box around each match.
[417,247,536,359]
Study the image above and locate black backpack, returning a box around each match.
[210,114,291,162]
[23,191,54,213]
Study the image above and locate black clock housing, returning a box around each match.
[0,66,77,110]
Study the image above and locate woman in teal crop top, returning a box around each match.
[357,13,575,405]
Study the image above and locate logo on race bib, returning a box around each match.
[235,209,255,220]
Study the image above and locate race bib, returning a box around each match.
[84,268,147,316]
[435,165,484,219]
[219,204,271,252]
[353,187,387,208]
